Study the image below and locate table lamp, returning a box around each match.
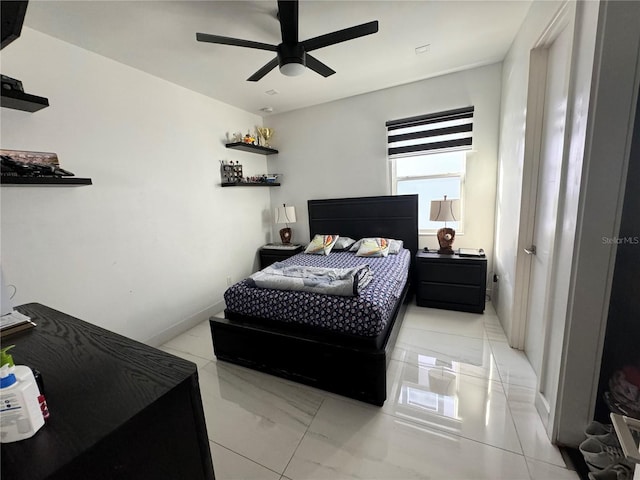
[430,196,460,254]
[275,204,297,244]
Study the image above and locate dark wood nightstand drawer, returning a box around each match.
[417,262,484,285]
[418,282,483,308]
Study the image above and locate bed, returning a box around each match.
[209,194,418,405]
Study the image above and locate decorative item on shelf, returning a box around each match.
[220,160,243,184]
[256,127,275,148]
[1,75,23,93]
[430,195,460,254]
[242,131,256,145]
[242,173,279,184]
[275,203,296,244]
[231,132,243,143]
[0,150,75,178]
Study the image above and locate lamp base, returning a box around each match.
[436,227,456,255]
[279,227,292,244]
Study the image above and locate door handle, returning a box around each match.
[524,245,537,255]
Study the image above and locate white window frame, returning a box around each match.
[390,150,466,235]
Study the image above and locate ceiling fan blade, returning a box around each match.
[247,57,279,82]
[302,20,379,52]
[305,54,336,78]
[277,0,298,44]
[196,33,277,52]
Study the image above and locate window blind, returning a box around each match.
[386,106,474,157]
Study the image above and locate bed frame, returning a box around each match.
[209,194,418,405]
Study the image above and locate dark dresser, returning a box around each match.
[1,303,215,480]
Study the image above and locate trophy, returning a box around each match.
[256,127,275,148]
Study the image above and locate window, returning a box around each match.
[393,151,465,232]
[387,107,473,234]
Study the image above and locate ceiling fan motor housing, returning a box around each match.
[277,43,306,69]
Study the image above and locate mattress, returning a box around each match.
[224,248,411,337]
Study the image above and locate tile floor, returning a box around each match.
[159,303,579,480]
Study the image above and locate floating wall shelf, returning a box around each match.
[225,142,278,155]
[221,182,280,188]
[1,177,92,186]
[1,89,49,112]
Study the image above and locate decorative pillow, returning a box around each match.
[332,236,356,251]
[349,238,365,252]
[349,237,403,253]
[355,238,390,257]
[304,234,339,255]
[388,239,404,254]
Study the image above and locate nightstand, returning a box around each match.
[415,250,487,313]
[259,244,304,269]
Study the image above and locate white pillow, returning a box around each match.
[388,239,404,254]
[355,238,390,257]
[333,236,356,251]
[349,238,365,252]
[304,234,339,255]
[350,237,403,254]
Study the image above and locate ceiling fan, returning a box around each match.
[196,0,378,81]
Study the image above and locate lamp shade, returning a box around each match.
[275,205,297,224]
[430,198,460,222]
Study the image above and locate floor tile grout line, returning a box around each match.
[210,440,283,478]
[280,396,327,478]
[366,401,532,459]
[398,326,493,343]
[482,323,534,479]
[524,454,578,472]
[388,355,505,389]
[483,330,571,475]
[503,383,535,479]
[159,344,215,364]
[484,334,538,385]
[504,400,571,472]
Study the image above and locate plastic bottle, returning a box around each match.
[0,345,45,443]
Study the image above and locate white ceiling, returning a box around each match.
[23,0,532,115]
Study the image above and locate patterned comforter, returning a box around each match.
[224,248,411,337]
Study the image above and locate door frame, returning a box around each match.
[553,0,640,446]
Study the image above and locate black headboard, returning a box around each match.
[308,195,418,258]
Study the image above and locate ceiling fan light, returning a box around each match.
[279,61,306,77]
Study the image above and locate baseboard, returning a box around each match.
[144,301,225,347]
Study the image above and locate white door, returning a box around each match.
[523,24,572,395]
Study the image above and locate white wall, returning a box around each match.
[266,63,502,279]
[1,28,270,344]
[492,0,565,344]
